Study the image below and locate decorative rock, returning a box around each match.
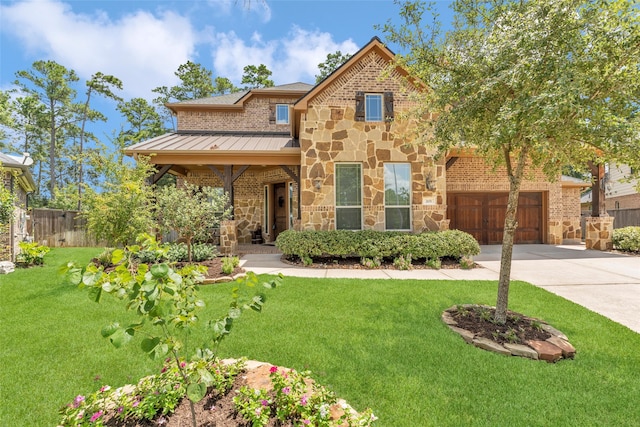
[244,364,274,391]
[541,324,568,340]
[0,261,15,274]
[546,336,576,359]
[504,343,539,360]
[473,337,511,356]
[527,340,563,363]
[448,325,474,344]
[441,312,457,326]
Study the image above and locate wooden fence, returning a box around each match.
[608,208,640,229]
[28,209,99,247]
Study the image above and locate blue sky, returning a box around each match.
[1,0,454,152]
[1,0,453,100]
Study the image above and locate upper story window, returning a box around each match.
[276,104,289,124]
[355,91,394,122]
[269,103,289,125]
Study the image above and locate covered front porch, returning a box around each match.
[125,131,302,255]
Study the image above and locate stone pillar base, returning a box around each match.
[584,216,614,251]
[547,220,563,245]
[219,220,238,256]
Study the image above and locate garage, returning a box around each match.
[447,192,544,245]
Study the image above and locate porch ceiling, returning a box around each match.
[124,132,301,166]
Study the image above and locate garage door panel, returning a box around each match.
[448,192,543,245]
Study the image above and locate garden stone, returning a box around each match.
[472,337,511,356]
[546,336,576,359]
[504,343,539,360]
[0,261,15,274]
[448,325,474,344]
[541,324,568,340]
[527,340,562,362]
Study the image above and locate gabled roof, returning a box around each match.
[167,82,314,113]
[293,37,407,112]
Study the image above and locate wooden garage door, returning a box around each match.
[447,192,543,244]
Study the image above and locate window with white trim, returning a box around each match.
[276,104,289,124]
[384,163,411,230]
[365,94,383,122]
[335,163,362,230]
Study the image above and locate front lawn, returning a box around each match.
[1,248,639,426]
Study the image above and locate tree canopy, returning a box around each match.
[383,0,640,322]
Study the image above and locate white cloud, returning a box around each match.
[210,28,358,85]
[0,0,197,98]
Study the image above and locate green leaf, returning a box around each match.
[228,307,242,319]
[101,322,120,338]
[111,249,124,264]
[141,337,161,357]
[67,269,82,286]
[197,368,214,386]
[101,282,113,293]
[151,263,169,277]
[109,328,134,348]
[88,286,102,303]
[186,382,207,403]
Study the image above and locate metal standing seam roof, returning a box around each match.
[124,132,300,154]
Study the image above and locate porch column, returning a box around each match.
[219,219,238,256]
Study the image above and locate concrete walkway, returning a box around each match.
[239,244,640,334]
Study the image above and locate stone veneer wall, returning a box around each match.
[297,50,448,232]
[446,156,566,244]
[184,167,297,244]
[584,216,614,250]
[177,96,298,133]
[561,187,583,243]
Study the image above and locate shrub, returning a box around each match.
[16,241,51,266]
[276,229,480,264]
[221,256,239,274]
[612,226,640,253]
[166,242,218,263]
[393,254,413,270]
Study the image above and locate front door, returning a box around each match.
[273,183,287,239]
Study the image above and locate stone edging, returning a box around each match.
[202,272,246,284]
[442,305,576,362]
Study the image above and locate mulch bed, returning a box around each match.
[449,305,552,345]
[281,255,473,270]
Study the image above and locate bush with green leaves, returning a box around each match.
[16,241,51,266]
[612,226,640,253]
[221,256,240,274]
[0,182,16,225]
[62,233,282,427]
[275,229,480,264]
[166,242,217,263]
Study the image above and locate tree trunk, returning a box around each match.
[494,146,528,324]
[49,99,56,200]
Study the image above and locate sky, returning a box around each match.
[0,0,453,151]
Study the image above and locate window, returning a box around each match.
[355,92,394,122]
[276,104,289,124]
[365,94,383,122]
[335,163,362,230]
[384,163,411,230]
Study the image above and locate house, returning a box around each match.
[0,153,36,261]
[125,37,586,252]
[605,164,639,211]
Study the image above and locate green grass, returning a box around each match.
[1,248,640,426]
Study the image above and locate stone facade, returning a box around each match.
[584,216,614,250]
[297,49,448,233]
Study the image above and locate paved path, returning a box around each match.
[240,244,640,333]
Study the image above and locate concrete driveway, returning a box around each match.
[474,244,640,333]
[240,243,640,334]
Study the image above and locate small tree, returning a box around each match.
[155,183,231,262]
[383,0,640,323]
[83,157,156,246]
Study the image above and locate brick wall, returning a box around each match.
[177,95,299,132]
[606,192,640,210]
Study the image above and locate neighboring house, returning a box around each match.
[0,153,36,261]
[605,164,639,211]
[125,37,586,247]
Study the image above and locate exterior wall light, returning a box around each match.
[425,172,436,191]
[313,177,323,190]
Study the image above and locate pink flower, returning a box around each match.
[261,399,269,406]
[282,387,291,395]
[300,395,308,406]
[180,362,186,368]
[269,366,278,373]
[303,420,310,425]
[132,400,140,407]
[161,366,167,373]
[90,410,104,422]
[255,407,262,416]
[99,385,110,393]
[72,395,85,408]
[117,407,123,413]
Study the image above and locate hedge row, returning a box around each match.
[275,229,480,260]
[612,226,640,253]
